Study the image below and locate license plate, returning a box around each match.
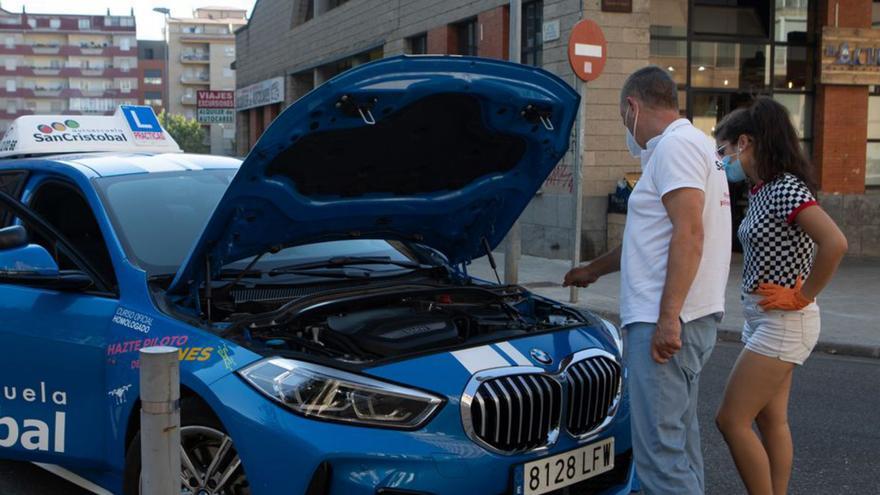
[518,437,614,495]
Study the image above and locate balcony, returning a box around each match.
[181,94,197,105]
[180,73,209,85]
[180,53,209,64]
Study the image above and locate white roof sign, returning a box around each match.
[0,105,182,158]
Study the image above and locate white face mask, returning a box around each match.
[624,105,642,159]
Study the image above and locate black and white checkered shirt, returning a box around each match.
[738,173,817,293]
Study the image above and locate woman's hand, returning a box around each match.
[756,276,813,310]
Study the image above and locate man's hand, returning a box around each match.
[563,265,600,288]
[651,317,682,364]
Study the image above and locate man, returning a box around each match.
[563,66,731,494]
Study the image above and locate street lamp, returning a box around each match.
[152,7,170,128]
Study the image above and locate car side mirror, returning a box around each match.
[0,226,92,290]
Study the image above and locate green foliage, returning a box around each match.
[158,111,209,154]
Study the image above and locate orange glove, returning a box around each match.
[755,276,813,311]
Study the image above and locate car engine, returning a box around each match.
[227,285,586,364]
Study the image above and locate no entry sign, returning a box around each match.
[568,19,607,82]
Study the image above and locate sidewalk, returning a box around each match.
[468,252,880,359]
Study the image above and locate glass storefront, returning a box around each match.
[650,0,818,247]
[650,0,816,146]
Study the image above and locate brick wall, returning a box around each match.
[477,6,509,60]
[427,24,458,54]
[813,0,872,194]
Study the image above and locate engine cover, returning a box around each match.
[327,307,460,356]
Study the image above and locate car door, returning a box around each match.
[0,172,116,467]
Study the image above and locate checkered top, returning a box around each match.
[738,173,817,293]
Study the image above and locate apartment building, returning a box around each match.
[0,7,138,133]
[137,39,166,112]
[166,6,246,155]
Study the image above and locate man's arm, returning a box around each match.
[562,245,621,287]
[653,187,705,363]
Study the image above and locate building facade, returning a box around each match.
[166,7,246,155]
[137,39,166,113]
[0,7,138,133]
[235,0,880,259]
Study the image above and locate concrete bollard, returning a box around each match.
[139,346,181,495]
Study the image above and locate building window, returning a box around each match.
[78,19,90,30]
[522,0,543,66]
[121,17,134,27]
[120,80,132,93]
[27,19,35,28]
[868,93,880,186]
[5,37,13,49]
[4,59,14,71]
[5,80,14,92]
[407,33,427,55]
[328,0,349,9]
[50,100,62,112]
[225,46,235,57]
[50,19,60,29]
[121,38,131,51]
[144,69,162,85]
[456,18,478,56]
[692,0,771,38]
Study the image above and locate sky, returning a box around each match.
[0,0,256,40]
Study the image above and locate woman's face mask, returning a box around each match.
[719,143,747,183]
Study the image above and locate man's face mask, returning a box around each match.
[624,102,642,158]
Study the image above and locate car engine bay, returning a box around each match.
[219,284,590,365]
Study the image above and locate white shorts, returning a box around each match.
[741,293,821,365]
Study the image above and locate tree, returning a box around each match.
[158,111,208,154]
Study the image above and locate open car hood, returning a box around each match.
[168,55,579,295]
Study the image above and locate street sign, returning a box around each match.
[197,90,235,124]
[567,19,607,82]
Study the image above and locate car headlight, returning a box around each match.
[601,318,623,355]
[239,358,444,429]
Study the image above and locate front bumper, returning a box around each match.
[209,373,634,495]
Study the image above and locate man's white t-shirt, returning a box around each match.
[620,118,731,327]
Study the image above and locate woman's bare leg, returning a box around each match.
[715,349,796,495]
[756,369,794,495]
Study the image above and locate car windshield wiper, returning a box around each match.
[268,256,431,276]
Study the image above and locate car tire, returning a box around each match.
[123,398,250,495]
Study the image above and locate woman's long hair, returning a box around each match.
[715,97,816,194]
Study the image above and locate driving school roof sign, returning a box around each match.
[0,106,181,158]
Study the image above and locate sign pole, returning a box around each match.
[570,79,585,304]
[565,18,607,303]
[504,0,522,285]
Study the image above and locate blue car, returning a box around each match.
[0,56,633,495]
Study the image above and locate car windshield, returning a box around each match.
[94,170,420,277]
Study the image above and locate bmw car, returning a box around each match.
[0,56,634,495]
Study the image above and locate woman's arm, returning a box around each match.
[795,205,848,300]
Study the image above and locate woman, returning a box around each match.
[713,97,847,495]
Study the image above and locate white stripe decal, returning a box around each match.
[451,345,511,374]
[33,463,113,495]
[495,341,533,366]
[574,43,603,58]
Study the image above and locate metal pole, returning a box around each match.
[504,0,522,285]
[139,346,180,495]
[570,79,585,303]
[164,13,170,128]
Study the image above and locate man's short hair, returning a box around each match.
[620,66,678,110]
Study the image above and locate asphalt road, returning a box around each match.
[1,342,878,495]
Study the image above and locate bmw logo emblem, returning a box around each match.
[530,348,552,365]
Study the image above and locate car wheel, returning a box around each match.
[123,399,250,495]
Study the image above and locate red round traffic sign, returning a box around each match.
[568,19,607,82]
